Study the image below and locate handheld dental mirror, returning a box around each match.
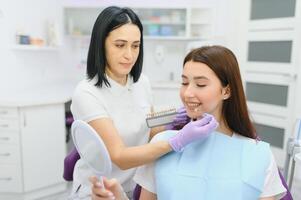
[71,120,112,187]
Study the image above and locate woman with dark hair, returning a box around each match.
[70,6,218,199]
[90,46,287,200]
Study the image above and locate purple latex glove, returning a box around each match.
[168,113,218,152]
[165,107,189,130]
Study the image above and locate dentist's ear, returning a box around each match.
[222,85,231,100]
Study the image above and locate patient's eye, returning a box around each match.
[181,82,188,86]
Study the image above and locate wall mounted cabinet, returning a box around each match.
[64,7,214,40]
[239,0,301,167]
[246,30,296,75]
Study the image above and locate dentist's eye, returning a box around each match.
[132,44,140,49]
[197,84,206,87]
[115,44,125,48]
[181,82,188,86]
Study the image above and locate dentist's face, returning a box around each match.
[105,23,141,79]
[180,61,228,120]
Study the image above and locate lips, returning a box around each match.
[120,63,132,68]
[186,102,201,112]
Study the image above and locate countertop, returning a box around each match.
[0,81,77,107]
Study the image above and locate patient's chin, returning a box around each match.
[187,112,202,120]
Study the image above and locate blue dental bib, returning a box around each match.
[155,131,271,200]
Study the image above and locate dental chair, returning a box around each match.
[278,171,293,200]
[63,147,80,181]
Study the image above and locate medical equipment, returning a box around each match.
[71,120,112,187]
[70,120,130,200]
[146,108,177,128]
[283,118,301,190]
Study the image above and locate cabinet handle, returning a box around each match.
[23,113,26,127]
[0,137,9,141]
[0,153,11,156]
[0,124,9,128]
[0,177,12,181]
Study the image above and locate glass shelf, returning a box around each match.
[64,7,214,40]
[11,45,59,51]
[66,34,205,41]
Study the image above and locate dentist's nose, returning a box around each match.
[124,47,133,60]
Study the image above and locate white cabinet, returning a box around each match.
[64,7,214,40]
[0,104,66,200]
[238,0,301,167]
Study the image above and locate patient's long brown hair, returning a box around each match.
[183,45,256,139]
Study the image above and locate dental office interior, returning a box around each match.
[1,0,301,199]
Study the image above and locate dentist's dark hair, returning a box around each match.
[86,6,144,87]
[183,45,256,139]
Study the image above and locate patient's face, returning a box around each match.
[180,61,227,120]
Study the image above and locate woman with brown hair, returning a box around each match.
[91,45,287,200]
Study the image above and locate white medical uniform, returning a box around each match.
[134,133,287,199]
[70,74,153,199]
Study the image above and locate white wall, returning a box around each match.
[63,0,216,8]
[62,0,240,84]
[0,0,80,94]
[0,0,239,92]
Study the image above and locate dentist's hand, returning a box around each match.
[168,113,218,152]
[90,176,128,200]
[165,107,189,130]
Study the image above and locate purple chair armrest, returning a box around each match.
[63,147,80,181]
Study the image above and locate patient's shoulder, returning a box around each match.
[150,130,178,143]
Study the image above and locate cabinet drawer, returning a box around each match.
[0,145,21,164]
[0,132,20,145]
[0,164,22,192]
[0,107,18,118]
[0,118,19,131]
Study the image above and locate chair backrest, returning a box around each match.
[256,136,293,199]
[133,184,141,200]
[278,170,293,200]
[63,147,80,181]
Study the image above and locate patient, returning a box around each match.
[90,45,287,200]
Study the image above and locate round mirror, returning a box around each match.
[71,120,112,177]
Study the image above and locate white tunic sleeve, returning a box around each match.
[71,81,109,122]
[260,153,287,199]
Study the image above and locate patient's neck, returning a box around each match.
[217,120,233,137]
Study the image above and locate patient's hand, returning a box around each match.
[89,176,128,200]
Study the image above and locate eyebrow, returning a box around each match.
[181,75,209,80]
[114,39,140,43]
